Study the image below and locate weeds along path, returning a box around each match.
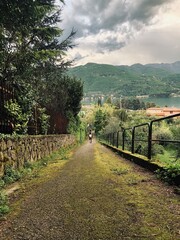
[0,140,179,240]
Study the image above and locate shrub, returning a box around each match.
[152,144,165,156]
[0,179,5,190]
[153,126,173,146]
[141,143,164,158]
[156,164,180,185]
[5,100,30,134]
[0,191,10,216]
[2,165,22,184]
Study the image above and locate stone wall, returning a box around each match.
[0,134,76,177]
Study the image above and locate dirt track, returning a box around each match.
[0,140,179,240]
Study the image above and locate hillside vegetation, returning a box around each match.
[68,62,180,97]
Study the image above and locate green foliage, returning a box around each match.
[94,109,108,135]
[145,102,156,108]
[38,107,50,135]
[105,96,113,105]
[0,179,5,190]
[39,72,83,133]
[67,112,81,134]
[103,117,120,135]
[5,100,30,134]
[171,122,180,139]
[153,125,173,146]
[162,74,180,90]
[77,126,87,144]
[66,111,86,143]
[0,192,9,217]
[95,103,180,187]
[64,76,83,116]
[23,161,34,171]
[121,98,145,110]
[126,177,139,186]
[151,144,165,157]
[115,109,128,122]
[156,165,180,185]
[98,104,179,165]
[111,168,129,175]
[0,0,72,84]
[2,165,22,184]
[0,0,81,135]
[176,148,180,160]
[170,125,180,159]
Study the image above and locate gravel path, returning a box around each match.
[0,140,179,240]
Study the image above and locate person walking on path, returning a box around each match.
[88,130,93,143]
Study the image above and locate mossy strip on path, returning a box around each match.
[94,143,180,240]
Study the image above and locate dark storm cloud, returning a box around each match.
[96,36,126,53]
[129,0,172,23]
[66,0,126,36]
[66,0,173,34]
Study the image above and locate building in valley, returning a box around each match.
[146,107,180,117]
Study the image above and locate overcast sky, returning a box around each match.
[60,0,180,66]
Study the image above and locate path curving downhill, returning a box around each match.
[0,140,179,240]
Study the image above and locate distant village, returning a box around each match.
[82,93,180,117]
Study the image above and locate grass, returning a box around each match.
[0,191,10,217]
[0,144,76,218]
[94,143,180,239]
[110,167,129,175]
[153,149,180,185]
[103,141,180,186]
[1,141,179,239]
[155,149,180,166]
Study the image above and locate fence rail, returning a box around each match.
[101,113,180,160]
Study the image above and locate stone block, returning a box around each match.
[0,140,7,151]
[0,162,4,177]
[0,152,4,162]
[3,153,10,162]
[7,139,13,149]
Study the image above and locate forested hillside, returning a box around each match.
[68,62,180,97]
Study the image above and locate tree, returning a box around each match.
[0,0,83,134]
[115,109,128,122]
[0,0,74,85]
[0,0,74,99]
[97,97,102,107]
[170,125,180,159]
[40,72,83,133]
[120,98,144,110]
[94,109,108,135]
[105,96,113,105]
[146,102,156,108]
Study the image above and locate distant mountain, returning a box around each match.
[68,62,180,97]
[146,61,180,74]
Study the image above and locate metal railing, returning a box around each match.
[0,81,15,134]
[101,113,180,160]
